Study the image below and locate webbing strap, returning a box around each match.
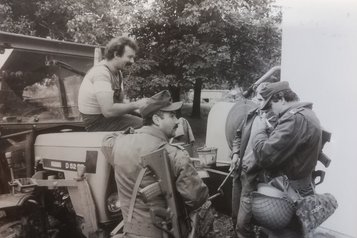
[255,182,301,203]
[255,183,287,199]
[110,220,124,236]
[127,167,147,222]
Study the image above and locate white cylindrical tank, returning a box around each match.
[205,102,235,163]
[206,99,256,163]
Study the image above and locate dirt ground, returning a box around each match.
[208,212,236,238]
[181,103,237,237]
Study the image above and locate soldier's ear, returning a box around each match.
[152,114,160,126]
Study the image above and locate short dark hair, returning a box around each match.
[266,89,299,109]
[143,111,165,126]
[104,36,138,60]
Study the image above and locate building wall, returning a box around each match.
[281,0,357,236]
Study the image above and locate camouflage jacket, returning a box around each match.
[104,126,208,237]
[232,107,277,175]
[253,102,322,180]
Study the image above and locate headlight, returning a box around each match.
[107,193,121,213]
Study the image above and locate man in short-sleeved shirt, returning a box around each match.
[78,36,148,131]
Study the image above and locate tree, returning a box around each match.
[130,0,282,117]
[0,0,135,44]
[1,0,281,118]
[0,1,36,35]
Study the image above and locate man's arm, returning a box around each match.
[231,127,242,156]
[101,132,123,166]
[253,114,302,169]
[95,91,147,118]
[230,127,242,171]
[173,150,209,210]
[92,74,148,118]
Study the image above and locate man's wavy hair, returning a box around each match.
[104,37,138,60]
[267,89,300,109]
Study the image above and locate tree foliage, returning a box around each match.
[129,0,282,117]
[0,0,281,117]
[0,0,135,44]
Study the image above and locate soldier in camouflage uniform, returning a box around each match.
[231,83,277,238]
[252,81,322,235]
[111,90,208,238]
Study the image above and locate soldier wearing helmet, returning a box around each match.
[252,81,322,234]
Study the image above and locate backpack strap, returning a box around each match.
[127,167,147,223]
[288,107,304,115]
[127,141,166,222]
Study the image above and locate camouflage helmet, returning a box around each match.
[252,183,296,230]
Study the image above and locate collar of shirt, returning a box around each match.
[278,102,313,118]
[136,126,168,142]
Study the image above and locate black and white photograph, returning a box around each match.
[0,0,356,237]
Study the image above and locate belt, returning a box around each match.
[124,221,162,237]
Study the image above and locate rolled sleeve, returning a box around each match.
[101,132,121,166]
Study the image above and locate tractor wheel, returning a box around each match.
[0,220,23,238]
[0,200,48,238]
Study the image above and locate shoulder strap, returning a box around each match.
[127,167,147,223]
[103,65,124,103]
[289,107,304,115]
[255,183,288,199]
[170,143,185,150]
[127,142,166,222]
[128,142,168,222]
[102,65,122,89]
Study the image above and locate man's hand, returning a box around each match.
[254,113,269,132]
[229,153,240,172]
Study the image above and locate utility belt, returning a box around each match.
[259,171,314,197]
[124,220,162,237]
